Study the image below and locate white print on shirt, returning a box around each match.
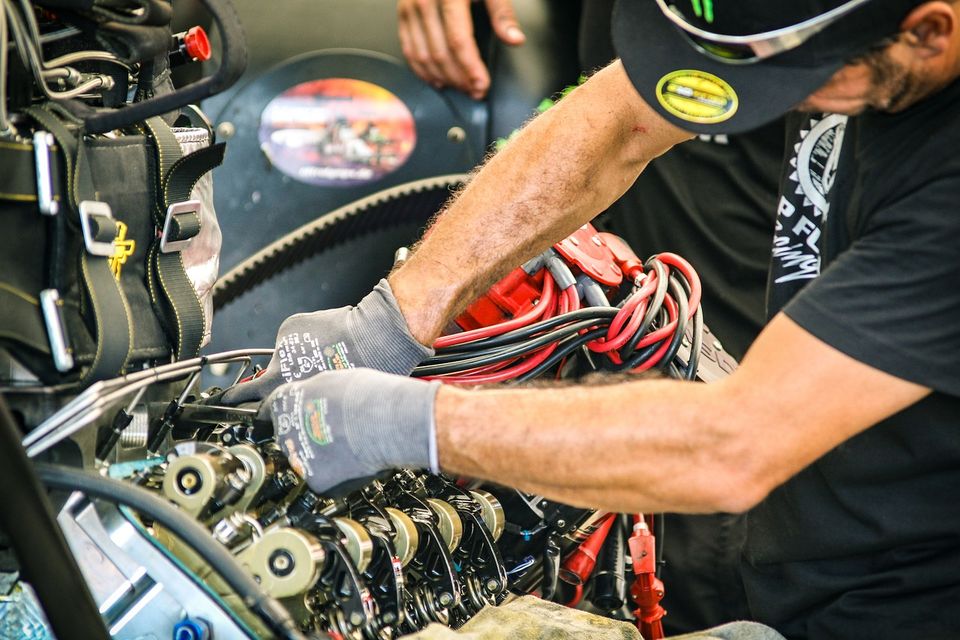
[772,114,848,284]
[697,133,729,145]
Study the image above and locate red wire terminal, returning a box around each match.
[629,518,667,640]
[598,232,644,280]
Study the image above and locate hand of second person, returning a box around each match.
[397,0,525,99]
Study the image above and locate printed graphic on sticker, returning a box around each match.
[655,70,738,124]
[304,399,334,446]
[259,78,416,187]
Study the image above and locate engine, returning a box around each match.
[4,220,736,640]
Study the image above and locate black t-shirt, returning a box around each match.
[576,1,783,634]
[742,80,960,639]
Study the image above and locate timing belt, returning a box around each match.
[142,116,226,360]
[25,105,134,383]
[212,174,468,311]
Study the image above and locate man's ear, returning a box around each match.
[900,1,957,57]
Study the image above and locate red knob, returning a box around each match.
[184,26,211,62]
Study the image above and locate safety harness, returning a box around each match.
[0,104,223,385]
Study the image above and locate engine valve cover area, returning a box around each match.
[51,401,603,640]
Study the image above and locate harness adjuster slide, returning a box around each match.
[39,288,74,372]
[160,199,202,253]
[78,200,117,257]
[33,130,59,216]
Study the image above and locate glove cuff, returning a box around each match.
[352,279,434,376]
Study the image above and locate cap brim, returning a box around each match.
[613,0,844,134]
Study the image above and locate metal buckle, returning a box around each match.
[39,289,74,373]
[78,200,116,257]
[160,200,202,254]
[33,131,59,216]
[79,200,114,258]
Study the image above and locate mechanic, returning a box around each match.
[395,0,785,631]
[227,0,960,637]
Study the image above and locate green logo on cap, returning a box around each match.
[691,0,715,23]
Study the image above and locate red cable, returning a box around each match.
[427,252,702,384]
[603,274,659,342]
[434,271,557,348]
[630,297,679,372]
[565,583,584,608]
[428,285,570,385]
[656,253,701,318]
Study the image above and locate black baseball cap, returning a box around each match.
[613,0,924,134]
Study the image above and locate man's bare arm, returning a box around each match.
[435,313,930,514]
[389,60,692,345]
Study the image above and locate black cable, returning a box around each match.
[424,318,612,366]
[654,276,690,373]
[615,337,668,372]
[515,327,609,383]
[683,306,704,381]
[655,513,665,579]
[621,260,669,359]
[669,269,704,381]
[33,464,310,640]
[414,318,612,376]
[434,307,618,355]
[0,398,110,640]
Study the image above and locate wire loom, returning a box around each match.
[412,246,704,385]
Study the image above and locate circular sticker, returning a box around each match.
[655,70,738,124]
[259,78,416,187]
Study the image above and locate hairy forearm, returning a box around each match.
[434,378,753,514]
[432,313,931,515]
[389,61,691,344]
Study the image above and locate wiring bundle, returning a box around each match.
[413,223,705,385]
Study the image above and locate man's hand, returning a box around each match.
[222,279,433,404]
[264,369,441,496]
[397,0,525,99]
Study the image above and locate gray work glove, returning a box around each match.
[263,368,441,496]
[222,279,433,404]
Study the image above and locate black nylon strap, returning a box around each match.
[0,141,65,204]
[141,117,224,360]
[80,251,134,382]
[0,286,49,355]
[24,107,79,205]
[24,106,133,383]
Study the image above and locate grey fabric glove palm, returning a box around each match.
[223,279,433,404]
[264,368,441,496]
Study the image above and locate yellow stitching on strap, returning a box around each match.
[0,282,39,306]
[0,192,38,202]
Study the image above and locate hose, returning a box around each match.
[33,463,310,640]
